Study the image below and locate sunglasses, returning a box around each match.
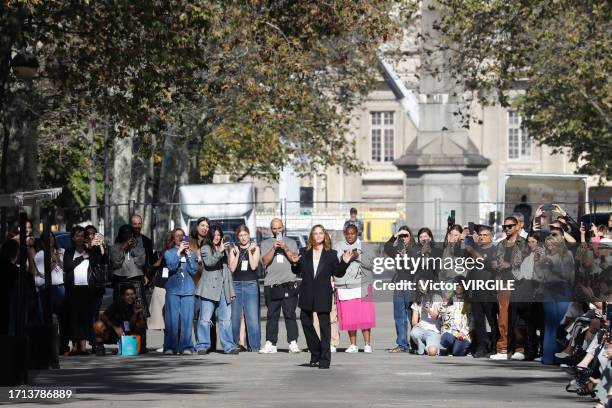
[502,224,517,230]
[398,234,410,238]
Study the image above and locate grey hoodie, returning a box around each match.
[333,239,375,290]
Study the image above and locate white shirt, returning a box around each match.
[34,248,65,287]
[313,256,320,278]
[73,249,89,286]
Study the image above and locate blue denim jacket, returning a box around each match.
[164,248,197,296]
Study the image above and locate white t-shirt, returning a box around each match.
[73,250,89,286]
[313,256,320,278]
[34,248,65,287]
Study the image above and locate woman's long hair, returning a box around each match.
[190,217,211,246]
[206,225,224,248]
[307,224,331,251]
[416,227,434,245]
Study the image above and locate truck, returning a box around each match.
[498,173,589,222]
[179,183,256,239]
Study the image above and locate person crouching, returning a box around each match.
[93,284,146,355]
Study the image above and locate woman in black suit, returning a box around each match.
[291,224,354,369]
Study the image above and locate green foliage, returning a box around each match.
[435,0,612,181]
[2,1,414,208]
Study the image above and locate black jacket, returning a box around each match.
[64,246,105,288]
[297,248,348,313]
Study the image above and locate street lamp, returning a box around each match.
[11,51,39,80]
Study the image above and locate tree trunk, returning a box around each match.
[7,89,39,230]
[110,128,133,237]
[87,120,98,228]
[154,127,187,250]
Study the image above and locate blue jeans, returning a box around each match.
[195,288,237,353]
[393,288,412,351]
[410,326,441,355]
[164,293,195,353]
[440,332,471,356]
[231,280,261,351]
[542,301,569,365]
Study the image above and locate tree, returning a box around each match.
[433,0,612,181]
[2,1,414,240]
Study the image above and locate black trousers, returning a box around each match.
[264,286,299,344]
[301,310,330,368]
[509,301,539,357]
[471,301,499,353]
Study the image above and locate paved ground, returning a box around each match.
[6,297,596,407]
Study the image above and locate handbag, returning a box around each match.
[118,335,140,356]
[269,281,300,301]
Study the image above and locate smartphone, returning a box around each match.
[182,236,189,245]
[276,232,283,241]
[468,222,475,235]
[464,235,475,247]
[450,210,456,219]
[542,204,554,212]
[535,216,541,226]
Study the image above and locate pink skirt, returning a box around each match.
[336,284,376,331]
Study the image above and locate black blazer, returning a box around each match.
[297,248,348,313]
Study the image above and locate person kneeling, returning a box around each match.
[409,280,443,356]
[93,284,146,355]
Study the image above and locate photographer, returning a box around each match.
[228,224,261,352]
[110,225,147,304]
[259,218,301,354]
[163,228,198,355]
[383,225,417,353]
[93,284,146,356]
[194,226,238,355]
[465,225,499,358]
[110,224,148,352]
[491,216,527,360]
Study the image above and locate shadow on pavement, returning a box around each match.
[27,356,227,399]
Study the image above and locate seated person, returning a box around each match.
[440,279,471,357]
[93,284,146,355]
[410,276,443,356]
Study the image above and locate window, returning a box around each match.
[300,187,313,208]
[371,111,394,162]
[508,111,531,160]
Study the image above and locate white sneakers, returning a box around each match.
[511,352,525,361]
[489,352,508,360]
[289,341,301,353]
[330,345,337,353]
[345,344,359,353]
[555,351,570,359]
[364,344,373,353]
[181,350,193,355]
[258,341,278,354]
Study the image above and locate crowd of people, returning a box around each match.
[1,205,611,405]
